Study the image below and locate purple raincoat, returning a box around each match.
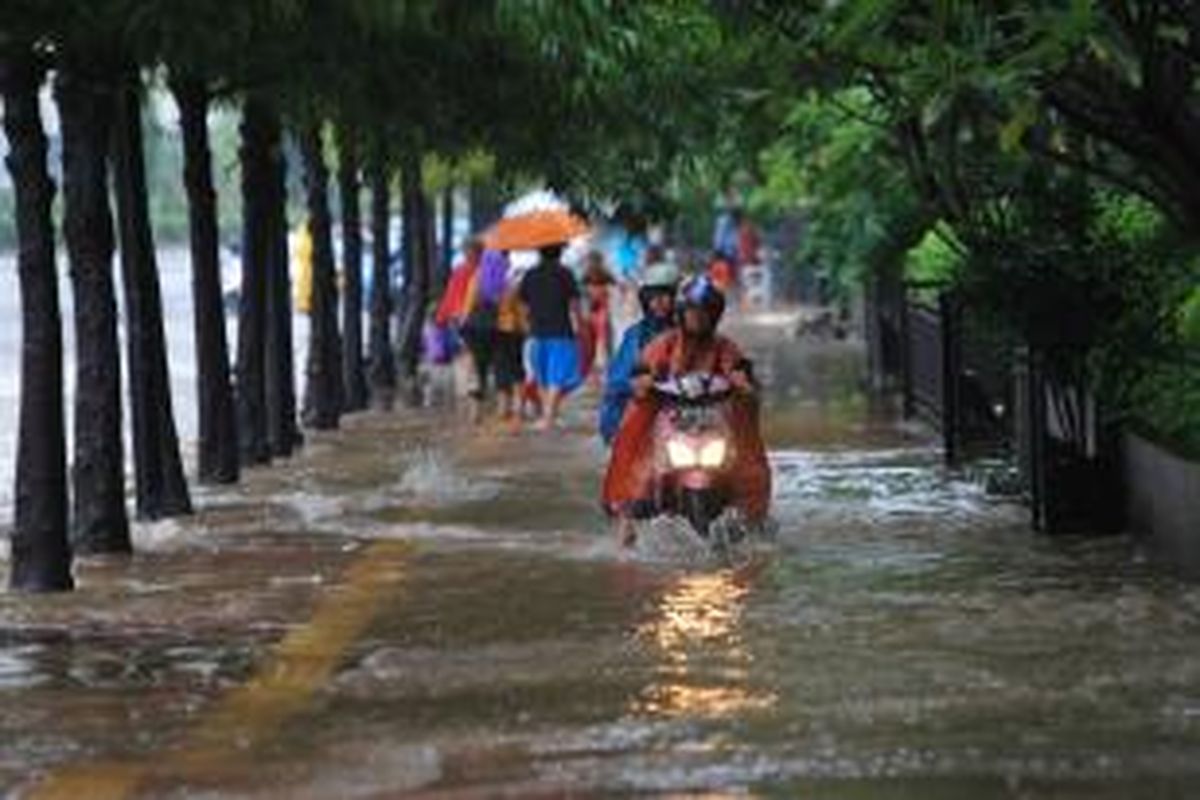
[477,249,509,306]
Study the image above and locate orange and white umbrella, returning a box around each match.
[482,207,590,251]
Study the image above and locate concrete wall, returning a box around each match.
[1124,432,1200,577]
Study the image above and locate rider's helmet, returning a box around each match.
[677,274,726,329]
[638,260,680,316]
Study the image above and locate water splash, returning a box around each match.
[0,644,46,689]
[371,447,501,509]
[632,512,773,570]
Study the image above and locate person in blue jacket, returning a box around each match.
[598,260,681,444]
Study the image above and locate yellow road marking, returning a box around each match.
[29,539,412,800]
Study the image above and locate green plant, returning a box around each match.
[1130,358,1200,460]
[904,221,964,285]
[1179,287,1200,345]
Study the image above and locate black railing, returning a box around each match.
[893,286,1013,466]
[867,278,1193,535]
[1015,347,1124,534]
[903,297,944,424]
[864,270,907,392]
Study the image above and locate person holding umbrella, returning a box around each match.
[484,203,590,431]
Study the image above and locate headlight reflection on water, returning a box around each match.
[631,571,777,719]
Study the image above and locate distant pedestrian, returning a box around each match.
[519,244,582,430]
[434,237,484,409]
[708,250,735,294]
[459,248,508,423]
[579,251,615,384]
[292,220,314,313]
[434,237,483,331]
[737,212,761,268]
[712,205,739,266]
[491,253,528,425]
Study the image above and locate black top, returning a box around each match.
[519,261,580,338]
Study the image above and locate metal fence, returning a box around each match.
[1014,348,1124,534]
[902,297,945,424]
[893,287,1013,465]
[867,279,1196,534]
[864,270,906,393]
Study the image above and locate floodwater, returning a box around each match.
[2,311,1200,798]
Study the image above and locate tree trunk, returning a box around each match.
[300,124,343,429]
[2,50,73,590]
[425,184,439,297]
[55,64,131,554]
[171,74,238,485]
[264,111,302,456]
[396,153,428,406]
[338,128,368,412]
[438,184,454,295]
[367,142,395,409]
[236,97,273,465]
[468,179,499,232]
[111,70,192,520]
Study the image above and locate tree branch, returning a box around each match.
[1022,133,1189,227]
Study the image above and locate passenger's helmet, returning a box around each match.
[637,261,680,314]
[677,274,726,327]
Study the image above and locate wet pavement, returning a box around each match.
[3,313,1200,798]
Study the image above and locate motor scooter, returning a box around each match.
[650,373,736,538]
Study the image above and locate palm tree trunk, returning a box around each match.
[300,124,343,429]
[111,69,192,520]
[55,63,130,554]
[2,50,73,590]
[171,74,238,485]
[236,97,273,465]
[367,141,395,409]
[338,127,368,412]
[264,109,302,456]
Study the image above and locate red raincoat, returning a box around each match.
[434,256,479,327]
[601,329,771,521]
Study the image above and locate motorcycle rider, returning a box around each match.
[602,275,771,548]
[598,259,681,445]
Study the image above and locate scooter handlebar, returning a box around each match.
[651,373,733,404]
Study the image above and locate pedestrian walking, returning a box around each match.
[519,244,582,430]
[493,257,528,425]
[434,237,484,408]
[579,251,615,385]
[459,247,506,423]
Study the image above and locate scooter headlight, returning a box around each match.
[698,438,728,468]
[666,439,698,468]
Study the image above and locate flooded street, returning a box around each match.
[3,314,1200,798]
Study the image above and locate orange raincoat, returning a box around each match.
[601,329,771,521]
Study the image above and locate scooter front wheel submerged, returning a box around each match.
[680,488,719,539]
